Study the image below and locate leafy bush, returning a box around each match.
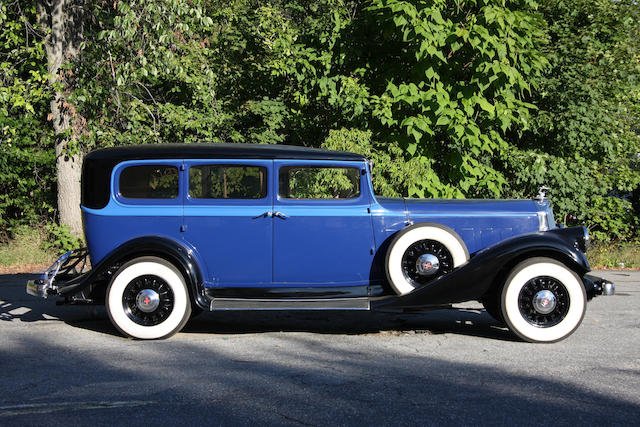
[1,0,638,247]
[0,3,56,231]
[504,0,640,240]
[43,223,83,254]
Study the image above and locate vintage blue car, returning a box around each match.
[27,144,614,341]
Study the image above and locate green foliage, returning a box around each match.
[0,3,56,230]
[503,0,640,239]
[367,0,548,198]
[322,128,439,198]
[1,0,639,247]
[43,223,83,254]
[588,241,640,269]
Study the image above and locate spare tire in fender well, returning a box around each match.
[385,222,470,295]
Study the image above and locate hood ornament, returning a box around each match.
[535,186,549,201]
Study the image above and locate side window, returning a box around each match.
[189,165,267,199]
[279,166,360,199]
[119,165,179,199]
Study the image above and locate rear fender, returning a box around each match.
[57,236,209,310]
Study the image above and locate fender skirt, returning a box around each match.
[56,236,209,310]
[372,227,590,310]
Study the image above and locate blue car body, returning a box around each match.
[81,155,553,292]
[27,143,614,341]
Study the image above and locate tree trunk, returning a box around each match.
[38,0,85,236]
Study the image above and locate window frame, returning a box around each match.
[113,160,183,206]
[184,159,272,207]
[188,164,268,201]
[278,165,362,201]
[275,160,368,207]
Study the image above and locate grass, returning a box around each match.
[587,241,640,269]
[0,226,55,268]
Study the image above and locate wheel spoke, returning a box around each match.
[518,276,570,327]
[122,275,174,326]
[401,239,454,286]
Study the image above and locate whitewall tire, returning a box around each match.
[501,257,586,343]
[386,223,469,295]
[106,257,191,339]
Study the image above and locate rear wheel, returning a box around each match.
[106,257,191,339]
[501,257,586,343]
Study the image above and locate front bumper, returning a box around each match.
[584,274,615,299]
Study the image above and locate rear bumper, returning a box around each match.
[25,249,89,299]
[26,279,50,298]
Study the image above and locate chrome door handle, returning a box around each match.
[273,211,289,219]
[253,211,273,219]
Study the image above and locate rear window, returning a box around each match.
[189,165,267,199]
[279,166,360,199]
[119,165,179,199]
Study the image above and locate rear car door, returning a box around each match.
[183,159,273,287]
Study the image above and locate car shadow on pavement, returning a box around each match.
[182,309,518,341]
[1,273,516,342]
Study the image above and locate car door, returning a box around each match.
[272,159,375,286]
[183,159,273,287]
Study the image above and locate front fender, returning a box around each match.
[57,236,209,310]
[373,227,590,310]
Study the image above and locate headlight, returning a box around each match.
[583,227,590,252]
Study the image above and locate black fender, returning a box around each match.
[57,236,210,310]
[373,227,590,310]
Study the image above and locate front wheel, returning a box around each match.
[106,257,191,339]
[501,257,586,343]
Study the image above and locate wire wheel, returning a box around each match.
[122,275,174,326]
[518,276,570,328]
[401,239,454,286]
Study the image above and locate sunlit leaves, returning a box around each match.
[368,0,547,198]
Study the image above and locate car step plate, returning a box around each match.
[210,297,370,311]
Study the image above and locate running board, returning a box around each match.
[210,297,370,311]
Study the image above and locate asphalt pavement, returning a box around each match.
[0,270,638,426]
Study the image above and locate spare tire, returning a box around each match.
[385,223,469,295]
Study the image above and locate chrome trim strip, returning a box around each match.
[210,297,370,311]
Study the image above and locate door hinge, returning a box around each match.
[180,225,187,232]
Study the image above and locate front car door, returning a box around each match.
[272,160,375,287]
[183,159,273,287]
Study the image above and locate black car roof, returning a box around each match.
[85,143,365,162]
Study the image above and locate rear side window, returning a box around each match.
[189,165,267,199]
[119,165,179,199]
[279,166,360,199]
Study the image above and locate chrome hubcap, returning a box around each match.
[136,289,160,313]
[415,254,440,276]
[532,290,556,314]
